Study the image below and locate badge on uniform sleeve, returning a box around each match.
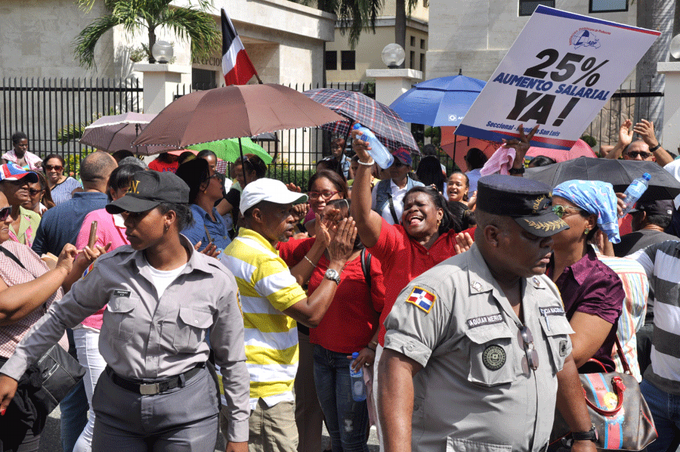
[82,263,95,279]
[406,287,436,314]
[483,345,506,370]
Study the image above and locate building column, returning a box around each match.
[134,63,192,114]
[365,68,422,106]
[657,61,680,150]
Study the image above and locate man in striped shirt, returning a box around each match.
[220,178,354,451]
[630,240,680,452]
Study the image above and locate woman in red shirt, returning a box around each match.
[280,199,384,452]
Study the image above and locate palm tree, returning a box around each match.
[73,0,220,68]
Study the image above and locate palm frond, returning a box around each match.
[73,14,122,69]
[163,7,220,60]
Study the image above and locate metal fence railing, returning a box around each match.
[0,76,664,186]
[0,77,142,168]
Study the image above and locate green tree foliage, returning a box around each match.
[73,0,220,68]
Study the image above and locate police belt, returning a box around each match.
[107,363,205,396]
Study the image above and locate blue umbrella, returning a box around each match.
[390,75,486,126]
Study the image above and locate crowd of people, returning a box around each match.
[0,119,679,452]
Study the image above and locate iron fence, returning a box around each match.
[0,77,142,169]
[0,76,665,186]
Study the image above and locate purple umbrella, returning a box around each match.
[80,112,175,154]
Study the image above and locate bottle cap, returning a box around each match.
[642,173,651,181]
[352,352,359,359]
[352,123,362,130]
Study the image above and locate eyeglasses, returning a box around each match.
[551,205,583,219]
[28,188,43,196]
[0,207,11,222]
[308,190,340,200]
[626,151,652,159]
[45,164,63,171]
[519,325,539,371]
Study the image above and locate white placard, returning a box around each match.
[456,6,659,149]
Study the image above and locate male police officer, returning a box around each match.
[378,175,597,452]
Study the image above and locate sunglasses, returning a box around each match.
[28,188,43,196]
[551,205,583,219]
[519,325,539,371]
[45,164,63,171]
[392,159,406,168]
[0,206,11,222]
[626,151,652,159]
[308,190,339,200]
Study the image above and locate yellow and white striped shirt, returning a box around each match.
[220,228,306,409]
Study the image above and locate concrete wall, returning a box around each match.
[0,0,334,86]
[0,0,115,78]
[427,0,637,82]
[327,17,428,83]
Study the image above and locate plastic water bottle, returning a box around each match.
[353,123,394,169]
[350,352,367,402]
[619,172,651,218]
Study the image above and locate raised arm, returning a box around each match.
[350,130,384,248]
[605,119,633,160]
[283,217,357,327]
[634,119,674,166]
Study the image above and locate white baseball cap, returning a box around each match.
[239,178,308,213]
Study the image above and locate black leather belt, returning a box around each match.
[107,363,204,396]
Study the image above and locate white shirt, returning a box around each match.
[371,179,408,225]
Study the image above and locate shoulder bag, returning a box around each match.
[0,246,85,414]
[549,337,657,450]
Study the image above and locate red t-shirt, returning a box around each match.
[370,218,465,345]
[278,238,385,353]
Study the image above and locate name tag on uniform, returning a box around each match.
[113,289,131,298]
[466,314,503,329]
[539,306,565,317]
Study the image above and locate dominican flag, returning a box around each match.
[406,287,436,314]
[221,8,258,85]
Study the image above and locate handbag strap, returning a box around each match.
[0,246,27,270]
[614,336,632,375]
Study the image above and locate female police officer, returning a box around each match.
[0,170,249,452]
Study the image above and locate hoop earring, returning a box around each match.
[584,228,589,235]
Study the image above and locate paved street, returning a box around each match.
[39,406,380,451]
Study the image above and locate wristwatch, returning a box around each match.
[572,425,598,442]
[649,143,661,152]
[324,268,341,285]
[509,166,525,175]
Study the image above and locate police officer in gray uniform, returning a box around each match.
[378,175,597,452]
[0,171,250,452]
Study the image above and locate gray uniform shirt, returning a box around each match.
[0,237,250,442]
[383,244,574,452]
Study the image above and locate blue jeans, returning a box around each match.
[61,328,89,452]
[313,345,369,452]
[640,379,680,452]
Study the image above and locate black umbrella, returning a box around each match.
[524,157,680,202]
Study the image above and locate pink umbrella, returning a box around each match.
[526,139,596,163]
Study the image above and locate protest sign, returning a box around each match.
[455,6,659,149]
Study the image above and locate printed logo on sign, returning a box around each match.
[570,28,603,49]
[406,287,436,314]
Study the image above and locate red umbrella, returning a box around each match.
[133,84,344,150]
[440,126,500,171]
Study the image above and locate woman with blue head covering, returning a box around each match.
[548,180,624,374]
